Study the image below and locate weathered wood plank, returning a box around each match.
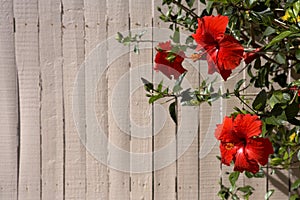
[129,0,153,199]
[62,0,87,199]
[0,1,18,199]
[84,0,109,199]
[39,0,64,199]
[107,0,131,199]
[13,0,41,199]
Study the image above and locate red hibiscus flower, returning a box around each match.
[244,48,261,64]
[192,15,244,81]
[290,86,300,96]
[215,114,274,174]
[154,41,187,79]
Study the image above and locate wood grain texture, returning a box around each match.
[153,1,177,199]
[0,1,18,199]
[39,0,64,199]
[62,0,87,199]
[129,0,153,199]
[84,0,109,199]
[14,0,41,199]
[107,0,131,199]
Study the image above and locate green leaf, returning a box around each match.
[235,79,246,91]
[173,72,186,93]
[237,185,254,193]
[290,194,299,200]
[171,27,180,43]
[149,94,163,104]
[293,1,300,16]
[229,171,240,188]
[296,49,300,60]
[116,32,124,42]
[264,189,274,200]
[169,101,177,124]
[265,31,292,49]
[285,102,300,119]
[265,112,287,125]
[206,0,214,12]
[157,80,163,92]
[270,157,283,166]
[252,89,267,111]
[291,179,300,190]
[275,53,286,64]
[263,26,276,36]
[185,0,195,8]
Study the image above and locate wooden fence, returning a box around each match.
[0,0,298,199]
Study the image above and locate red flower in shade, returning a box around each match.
[154,41,187,79]
[215,114,274,174]
[192,15,244,81]
[244,48,261,64]
[290,86,300,96]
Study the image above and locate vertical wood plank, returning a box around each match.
[177,2,199,199]
[129,0,153,199]
[84,0,109,199]
[107,0,131,199]
[0,1,18,199]
[13,0,41,199]
[39,0,64,199]
[153,1,177,199]
[62,0,87,199]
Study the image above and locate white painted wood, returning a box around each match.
[153,2,177,199]
[0,1,18,199]
[177,69,199,200]
[62,0,87,199]
[129,1,153,199]
[106,0,131,199]
[13,0,41,199]
[84,0,109,199]
[39,0,64,199]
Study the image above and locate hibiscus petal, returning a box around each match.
[234,147,259,173]
[246,138,274,166]
[203,15,228,42]
[244,48,261,64]
[233,114,262,139]
[206,49,232,80]
[154,50,187,79]
[157,41,172,51]
[218,35,244,71]
[220,142,237,165]
[215,116,235,141]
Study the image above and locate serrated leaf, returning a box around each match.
[169,101,177,124]
[265,31,292,49]
[185,0,195,7]
[291,179,300,190]
[265,189,274,200]
[252,89,267,111]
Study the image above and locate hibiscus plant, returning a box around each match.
[118,0,300,199]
